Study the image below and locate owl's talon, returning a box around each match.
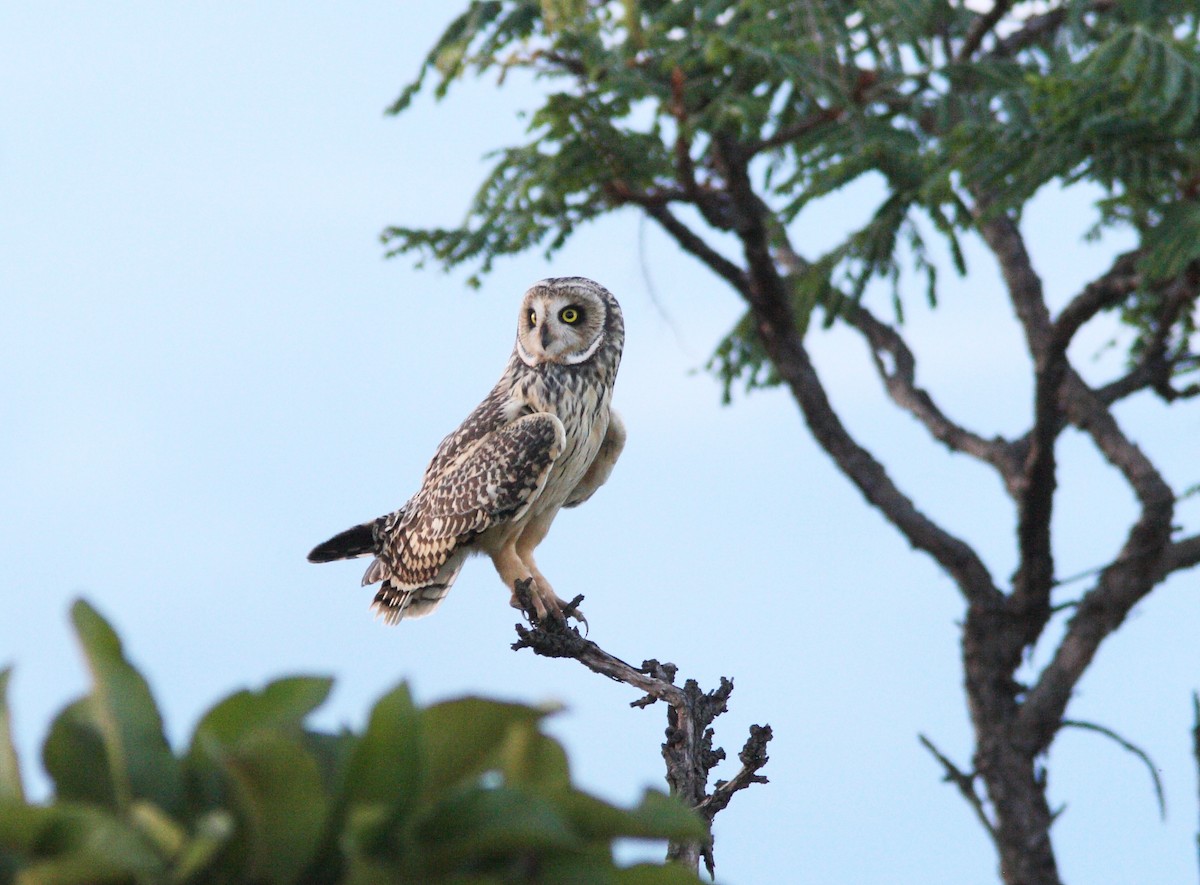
[560,594,588,633]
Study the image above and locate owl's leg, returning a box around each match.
[489,544,544,616]
[514,517,585,625]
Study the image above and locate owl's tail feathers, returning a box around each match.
[370,559,465,625]
[307,522,376,563]
[371,579,453,624]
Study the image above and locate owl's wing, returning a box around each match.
[372,412,566,589]
[564,408,626,508]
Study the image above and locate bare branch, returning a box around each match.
[1158,533,1200,580]
[615,190,748,294]
[919,734,997,843]
[697,724,772,822]
[1051,251,1140,350]
[976,210,1058,624]
[975,209,1052,356]
[1090,266,1197,405]
[1018,375,1175,753]
[957,0,1013,62]
[1060,719,1165,819]
[989,2,1115,59]
[1095,361,1158,405]
[841,300,1023,486]
[1192,692,1200,880]
[712,146,1002,606]
[642,201,746,291]
[989,7,1064,58]
[770,236,1023,487]
[749,106,843,156]
[510,580,770,877]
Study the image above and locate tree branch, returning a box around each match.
[1158,533,1200,579]
[840,299,1023,487]
[1018,375,1175,753]
[919,733,997,843]
[711,139,1003,607]
[509,580,770,877]
[1192,692,1200,881]
[988,1,1117,58]
[769,237,1023,488]
[748,106,843,156]
[608,183,749,294]
[1074,258,1200,407]
[975,210,1057,626]
[957,0,1013,62]
[1051,251,1140,349]
[696,724,772,823]
[1060,719,1165,819]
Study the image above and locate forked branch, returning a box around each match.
[510,579,771,877]
[843,300,1023,486]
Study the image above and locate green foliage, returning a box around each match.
[386,0,1200,396]
[0,600,706,884]
[0,671,25,806]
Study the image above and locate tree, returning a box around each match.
[382,2,1200,883]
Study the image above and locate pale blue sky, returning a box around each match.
[2,4,1198,883]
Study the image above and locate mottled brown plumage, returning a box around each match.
[308,277,624,624]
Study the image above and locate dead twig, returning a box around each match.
[919,733,997,844]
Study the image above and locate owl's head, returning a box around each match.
[515,277,623,367]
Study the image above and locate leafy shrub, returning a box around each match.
[0,601,705,884]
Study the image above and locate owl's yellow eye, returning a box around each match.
[560,307,580,324]
[529,310,538,326]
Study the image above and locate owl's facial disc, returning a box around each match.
[516,284,606,366]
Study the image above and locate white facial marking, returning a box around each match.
[516,332,538,367]
[562,334,604,365]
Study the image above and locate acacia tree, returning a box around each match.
[385,2,1200,883]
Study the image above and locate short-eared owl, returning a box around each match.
[308,277,625,624]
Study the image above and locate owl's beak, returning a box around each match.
[539,323,553,349]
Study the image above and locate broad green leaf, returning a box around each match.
[339,848,405,885]
[614,862,707,884]
[621,791,707,841]
[552,789,706,843]
[344,683,422,809]
[189,675,333,751]
[534,851,616,885]
[414,785,580,873]
[341,683,424,863]
[0,669,24,803]
[341,804,402,876]
[42,699,116,808]
[296,729,357,885]
[499,723,570,789]
[208,730,329,885]
[304,728,356,796]
[0,798,46,854]
[421,698,550,798]
[69,600,182,816]
[0,800,164,884]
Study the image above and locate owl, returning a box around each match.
[308,276,625,625]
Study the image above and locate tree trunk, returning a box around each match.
[965,601,1061,885]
